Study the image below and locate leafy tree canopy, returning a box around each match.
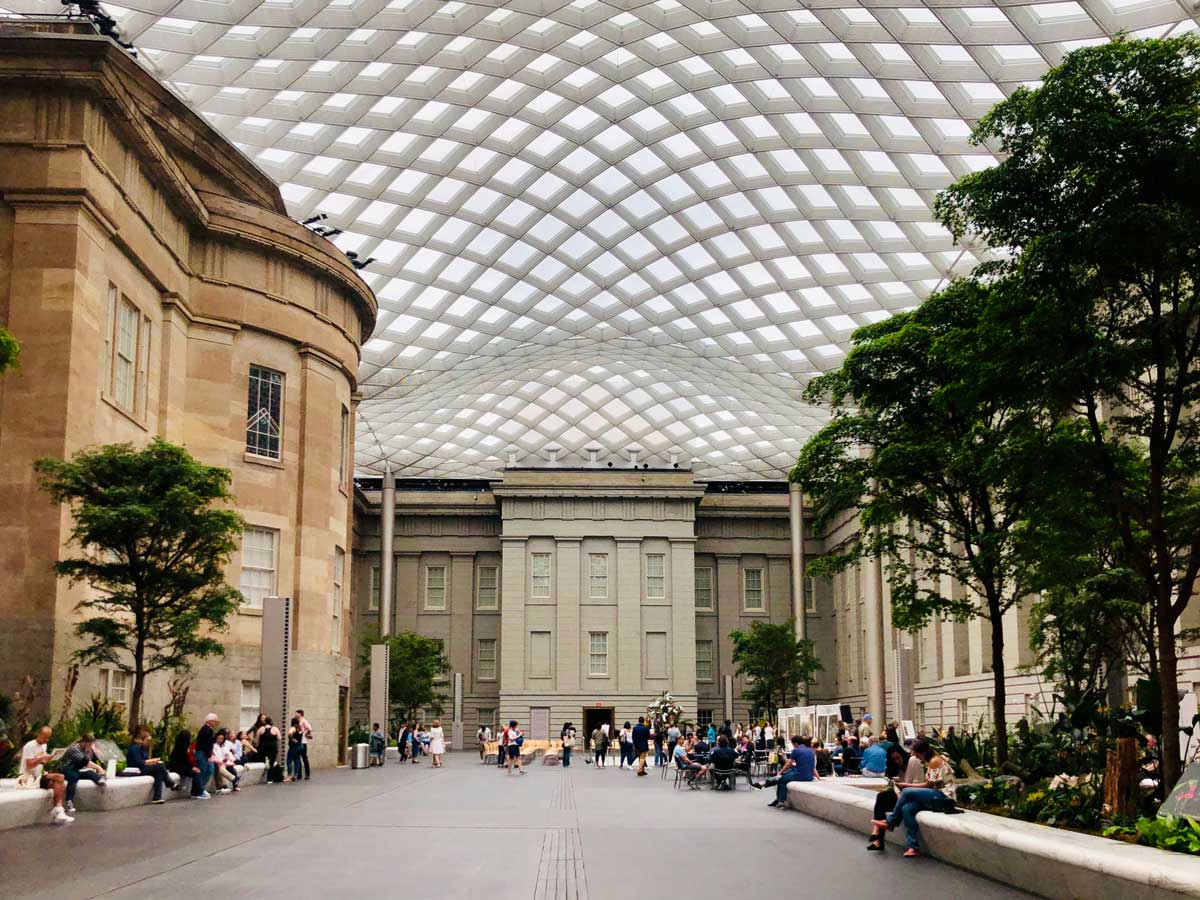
[358,629,449,729]
[36,439,244,729]
[729,619,821,719]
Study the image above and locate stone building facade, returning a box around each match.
[0,26,376,767]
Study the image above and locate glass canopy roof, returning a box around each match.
[12,1,1199,478]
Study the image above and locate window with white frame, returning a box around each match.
[369,565,381,611]
[805,576,817,613]
[99,668,129,704]
[588,631,608,676]
[477,565,498,609]
[240,680,261,731]
[431,637,449,682]
[331,547,344,651]
[477,638,497,680]
[743,567,764,611]
[425,565,447,609]
[246,365,284,460]
[239,527,277,608]
[645,553,665,598]
[695,640,714,681]
[694,566,713,610]
[103,285,151,417]
[588,553,608,598]
[697,709,714,727]
[530,553,551,598]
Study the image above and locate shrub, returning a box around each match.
[348,722,371,746]
[72,695,127,742]
[1131,816,1200,855]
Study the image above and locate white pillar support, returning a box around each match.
[379,466,395,637]
[864,547,888,726]
[789,483,807,703]
[369,642,390,736]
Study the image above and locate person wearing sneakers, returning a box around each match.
[631,716,651,776]
[123,726,176,803]
[505,720,525,775]
[19,725,72,824]
[191,713,219,799]
[60,733,108,814]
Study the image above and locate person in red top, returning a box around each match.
[497,722,509,770]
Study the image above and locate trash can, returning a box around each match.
[351,742,369,769]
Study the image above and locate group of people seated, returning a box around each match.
[17,708,315,824]
[671,729,767,789]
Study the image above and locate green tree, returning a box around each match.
[358,629,449,727]
[0,327,17,374]
[35,439,244,729]
[792,279,1068,765]
[729,619,821,719]
[936,36,1200,788]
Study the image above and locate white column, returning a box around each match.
[789,483,807,702]
[379,466,395,637]
[863,542,888,725]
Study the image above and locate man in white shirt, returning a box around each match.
[294,709,313,779]
[20,726,72,824]
[763,723,775,745]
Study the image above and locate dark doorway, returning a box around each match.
[583,706,614,750]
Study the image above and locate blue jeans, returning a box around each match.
[287,745,303,779]
[64,768,102,802]
[888,787,944,850]
[654,745,665,766]
[562,746,571,767]
[775,768,807,805]
[191,756,213,796]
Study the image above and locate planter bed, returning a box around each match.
[787,779,1200,900]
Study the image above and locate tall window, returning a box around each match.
[246,365,284,460]
[743,568,764,611]
[332,548,345,651]
[645,554,665,599]
[957,697,969,726]
[99,668,129,704]
[694,567,713,610]
[695,640,714,681]
[530,631,552,678]
[477,565,498,609]
[477,638,497,681]
[239,527,277,608]
[589,631,608,676]
[104,286,150,417]
[240,681,261,731]
[530,553,551,598]
[588,554,608,599]
[369,565,381,611]
[338,405,350,487]
[431,638,449,683]
[425,566,446,609]
[478,708,498,731]
[805,576,817,613]
[697,709,714,727]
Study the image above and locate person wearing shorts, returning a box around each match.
[505,720,525,775]
[20,726,72,824]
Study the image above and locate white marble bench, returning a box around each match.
[0,762,267,830]
[787,779,1200,900]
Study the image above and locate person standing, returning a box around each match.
[505,720,525,775]
[667,722,681,762]
[631,716,651,776]
[561,722,576,768]
[768,735,818,809]
[477,722,492,763]
[762,721,775,747]
[370,723,386,766]
[497,721,510,770]
[592,724,609,768]
[19,726,72,824]
[652,725,665,768]
[429,719,446,768]
[257,718,282,783]
[123,726,175,803]
[192,714,219,798]
[618,722,632,769]
[858,714,874,740]
[295,709,313,780]
[286,717,304,782]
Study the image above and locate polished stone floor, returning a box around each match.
[1,755,1033,900]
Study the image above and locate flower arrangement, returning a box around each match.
[647,691,684,727]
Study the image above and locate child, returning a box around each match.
[369,723,386,766]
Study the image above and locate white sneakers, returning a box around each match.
[51,807,74,825]
[217,787,232,794]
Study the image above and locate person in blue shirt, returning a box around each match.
[860,737,891,777]
[123,726,176,803]
[768,735,818,808]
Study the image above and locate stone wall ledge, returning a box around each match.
[787,779,1200,900]
[0,762,266,831]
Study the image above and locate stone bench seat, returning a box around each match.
[0,762,268,831]
[787,779,1200,900]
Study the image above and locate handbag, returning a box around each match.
[15,770,39,790]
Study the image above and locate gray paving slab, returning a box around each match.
[0,756,1034,900]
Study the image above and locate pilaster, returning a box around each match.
[500,537,527,692]
[616,538,642,692]
[555,538,581,692]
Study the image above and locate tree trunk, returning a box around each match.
[1103,737,1139,819]
[129,669,145,735]
[1157,599,1181,792]
[989,600,1009,766]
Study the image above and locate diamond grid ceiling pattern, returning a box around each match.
[10,1,1198,479]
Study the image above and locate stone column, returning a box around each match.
[379,467,395,636]
[863,543,888,724]
[616,539,642,693]
[499,538,527,697]
[789,483,807,702]
[555,538,582,692]
[669,538,697,701]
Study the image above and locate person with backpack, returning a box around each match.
[505,720,525,775]
[256,718,283,783]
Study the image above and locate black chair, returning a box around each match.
[710,758,740,791]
